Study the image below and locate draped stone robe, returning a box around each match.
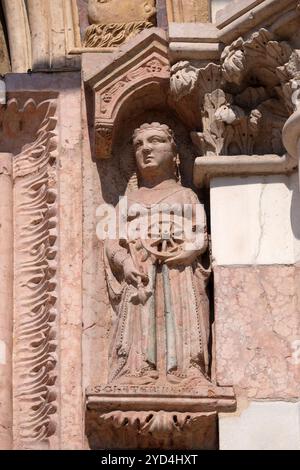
[105,180,211,386]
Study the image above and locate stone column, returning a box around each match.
[2,0,31,72]
[282,108,300,186]
[26,0,50,70]
[0,153,13,450]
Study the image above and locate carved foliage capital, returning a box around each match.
[170,27,300,158]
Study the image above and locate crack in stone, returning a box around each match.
[253,181,267,263]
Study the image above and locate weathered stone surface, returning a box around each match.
[0,18,10,74]
[169,0,300,62]
[215,265,300,399]
[5,73,83,450]
[214,0,264,27]
[83,29,170,158]
[87,0,156,24]
[210,0,232,23]
[0,154,12,450]
[210,174,300,266]
[87,409,218,450]
[219,401,300,450]
[166,0,209,22]
[84,0,156,48]
[2,0,31,73]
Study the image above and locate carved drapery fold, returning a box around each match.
[12,99,59,449]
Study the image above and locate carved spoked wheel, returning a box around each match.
[141,221,185,261]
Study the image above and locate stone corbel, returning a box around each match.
[83,29,170,159]
[86,384,235,449]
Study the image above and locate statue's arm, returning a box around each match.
[165,191,208,267]
[185,190,208,255]
[105,239,130,274]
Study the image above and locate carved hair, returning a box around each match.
[133,122,176,153]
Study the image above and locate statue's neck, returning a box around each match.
[139,176,177,189]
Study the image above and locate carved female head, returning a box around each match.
[132,123,178,182]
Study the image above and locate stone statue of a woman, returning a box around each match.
[105,123,211,387]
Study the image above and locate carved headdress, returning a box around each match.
[133,122,176,143]
[126,123,180,191]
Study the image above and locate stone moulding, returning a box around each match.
[168,0,300,62]
[84,29,170,159]
[86,387,236,413]
[9,97,59,450]
[86,384,236,449]
[193,154,297,188]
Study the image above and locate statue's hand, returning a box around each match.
[123,257,149,287]
[164,249,200,268]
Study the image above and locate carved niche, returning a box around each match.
[0,96,59,449]
[84,31,236,450]
[83,0,156,48]
[85,29,171,159]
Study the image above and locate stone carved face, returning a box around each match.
[88,0,156,24]
[133,127,176,179]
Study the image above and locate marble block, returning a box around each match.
[214,266,300,399]
[219,401,300,450]
[210,174,300,266]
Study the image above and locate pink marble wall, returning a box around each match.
[6,73,84,449]
[214,266,300,399]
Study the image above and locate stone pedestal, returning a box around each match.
[86,384,235,449]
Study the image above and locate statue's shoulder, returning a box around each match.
[126,188,142,201]
[179,186,200,203]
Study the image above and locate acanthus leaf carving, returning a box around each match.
[170,27,300,159]
[221,37,246,86]
[99,410,209,436]
[170,61,222,102]
[170,61,199,101]
[221,29,293,87]
[86,406,218,449]
[191,89,262,156]
[12,97,59,450]
[277,51,300,113]
[169,62,222,130]
[84,21,154,48]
